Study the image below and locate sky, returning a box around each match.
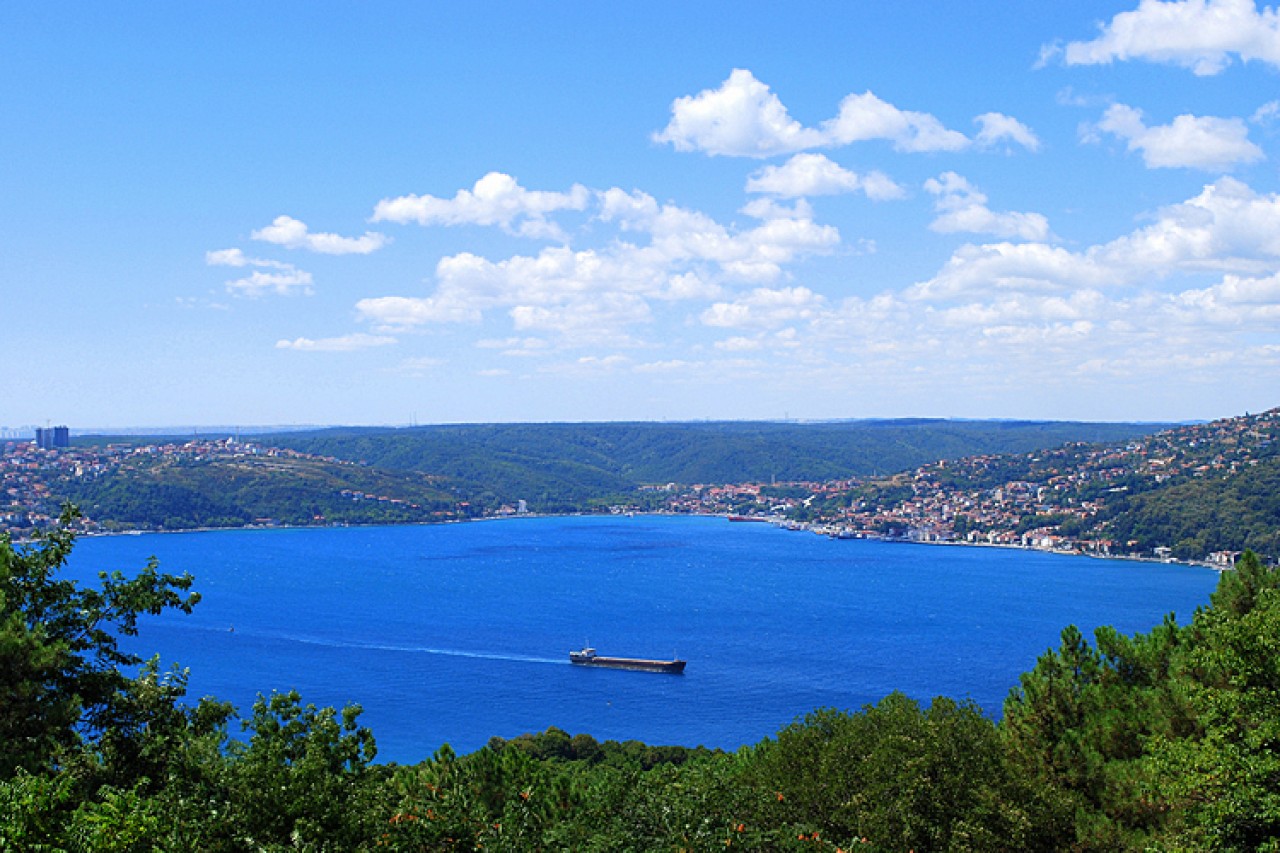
[3,1,1279,428]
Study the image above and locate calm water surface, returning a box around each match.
[65,515,1219,763]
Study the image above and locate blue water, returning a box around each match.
[62,516,1219,764]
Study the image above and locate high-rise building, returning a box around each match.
[35,426,70,450]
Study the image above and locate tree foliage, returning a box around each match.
[0,507,200,779]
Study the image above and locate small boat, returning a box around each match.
[569,646,686,674]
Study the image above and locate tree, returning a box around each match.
[219,690,381,849]
[0,506,201,778]
[747,694,1061,851]
[1145,550,1280,849]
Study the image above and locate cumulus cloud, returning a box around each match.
[715,336,764,351]
[1171,270,1280,323]
[974,112,1042,152]
[653,69,1030,158]
[207,246,318,298]
[206,248,251,267]
[372,172,589,240]
[1088,103,1265,171]
[355,185,840,347]
[1048,0,1280,75]
[205,247,292,270]
[510,293,652,342]
[476,336,551,357]
[924,172,1052,241]
[596,188,840,281]
[910,177,1280,300]
[482,176,1280,408]
[354,294,481,330]
[701,286,826,328]
[1253,99,1280,124]
[275,333,397,352]
[821,91,968,152]
[650,69,826,157]
[745,153,905,199]
[252,215,389,254]
[225,269,315,298]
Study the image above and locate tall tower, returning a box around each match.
[35,425,70,449]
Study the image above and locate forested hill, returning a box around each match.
[268,419,1164,504]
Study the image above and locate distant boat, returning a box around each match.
[727,515,767,523]
[568,646,686,674]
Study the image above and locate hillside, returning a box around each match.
[43,444,465,531]
[794,408,1280,562]
[4,418,1168,535]
[267,419,1165,509]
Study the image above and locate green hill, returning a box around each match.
[55,453,463,531]
[267,419,1164,510]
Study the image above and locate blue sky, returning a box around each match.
[3,1,1279,428]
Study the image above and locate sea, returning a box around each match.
[62,515,1219,764]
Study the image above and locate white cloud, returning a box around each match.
[372,172,589,240]
[1252,99,1280,124]
[207,246,317,297]
[715,336,764,351]
[205,247,292,269]
[595,187,840,281]
[1051,0,1280,75]
[974,112,1042,152]
[821,91,968,152]
[653,69,1031,158]
[476,336,551,357]
[701,286,826,329]
[663,271,722,300]
[225,269,314,298]
[509,294,652,341]
[934,291,1108,329]
[252,215,389,255]
[476,336,549,350]
[354,294,481,329]
[357,182,840,347]
[745,153,905,199]
[651,69,825,157]
[924,172,1052,241]
[539,354,632,376]
[633,359,694,373]
[1089,103,1265,171]
[275,333,397,352]
[393,356,445,375]
[489,176,1280,406]
[1170,270,1280,324]
[910,177,1280,300]
[206,248,250,267]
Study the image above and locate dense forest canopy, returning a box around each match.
[268,419,1165,486]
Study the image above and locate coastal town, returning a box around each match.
[3,408,1277,566]
[649,408,1278,566]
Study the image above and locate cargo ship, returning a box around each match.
[569,646,686,674]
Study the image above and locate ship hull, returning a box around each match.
[569,655,686,673]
